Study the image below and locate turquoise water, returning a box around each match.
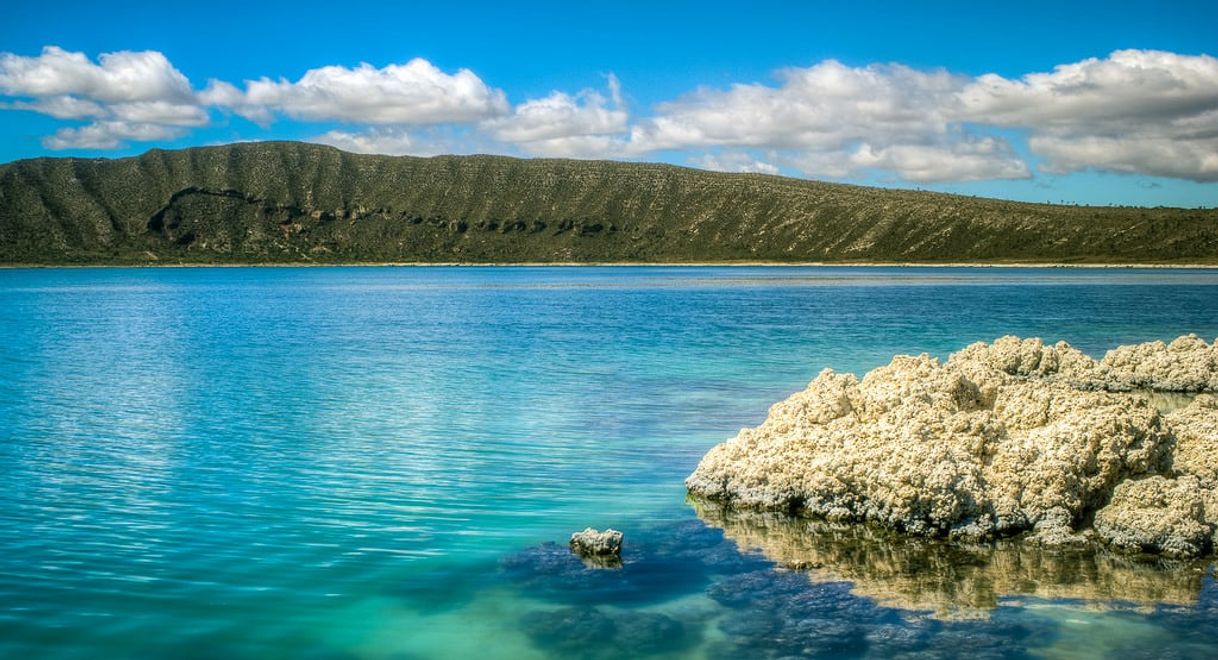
[2,265,1217,659]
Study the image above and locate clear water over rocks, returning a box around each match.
[2,265,1218,658]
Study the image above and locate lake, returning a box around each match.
[2,266,1217,658]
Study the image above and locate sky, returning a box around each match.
[1,0,1216,207]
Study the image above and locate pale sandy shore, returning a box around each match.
[3,260,1218,269]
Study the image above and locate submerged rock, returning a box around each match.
[520,606,615,653]
[500,519,762,607]
[519,606,696,657]
[687,336,1218,557]
[706,570,879,659]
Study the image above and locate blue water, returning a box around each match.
[2,266,1217,658]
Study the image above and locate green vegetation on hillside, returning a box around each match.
[1,141,1215,265]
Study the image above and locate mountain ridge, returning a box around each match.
[1,141,1216,265]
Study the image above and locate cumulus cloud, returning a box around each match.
[690,151,780,175]
[631,60,1027,182]
[0,46,194,103]
[847,138,1030,182]
[0,95,105,119]
[204,58,509,125]
[107,100,208,126]
[783,141,1024,183]
[632,61,962,152]
[3,45,1216,184]
[634,50,1218,183]
[312,127,419,156]
[306,74,633,159]
[481,74,629,157]
[960,49,1218,181]
[42,121,186,150]
[961,50,1218,128]
[510,135,631,159]
[311,126,492,158]
[1030,134,1218,181]
[0,46,205,149]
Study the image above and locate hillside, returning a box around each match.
[1,141,1216,265]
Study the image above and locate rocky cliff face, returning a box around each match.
[686,336,1218,557]
[2,141,1217,264]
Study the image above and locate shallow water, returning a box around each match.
[1,265,1217,658]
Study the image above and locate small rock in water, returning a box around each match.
[570,527,623,559]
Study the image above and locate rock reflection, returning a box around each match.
[692,498,1212,619]
[1140,390,1198,414]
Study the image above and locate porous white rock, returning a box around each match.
[569,528,623,557]
[947,336,1099,388]
[1099,335,1218,393]
[1169,395,1218,481]
[1093,476,1212,558]
[687,336,1218,557]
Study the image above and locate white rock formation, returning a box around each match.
[1168,394,1218,480]
[569,528,623,557]
[1100,335,1218,392]
[1093,476,1212,558]
[687,336,1218,557]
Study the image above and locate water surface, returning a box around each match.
[2,266,1217,658]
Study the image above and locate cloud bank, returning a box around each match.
[0,46,205,148]
[200,58,509,125]
[2,46,1216,183]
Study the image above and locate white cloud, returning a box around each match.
[311,126,491,157]
[960,50,1218,128]
[768,140,1032,183]
[206,58,508,125]
[513,135,630,159]
[109,100,208,126]
[1030,134,1218,181]
[959,49,1218,181]
[488,82,624,143]
[625,60,1030,182]
[0,46,193,103]
[197,79,269,124]
[0,95,105,119]
[312,127,419,155]
[42,121,186,150]
[633,59,1032,182]
[690,151,780,175]
[847,138,1030,182]
[4,45,1216,183]
[630,61,962,152]
[626,50,1218,183]
[0,46,205,149]
[484,74,628,157]
[777,150,856,179]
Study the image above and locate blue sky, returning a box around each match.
[2,0,1216,206]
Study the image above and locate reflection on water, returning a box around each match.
[692,498,1212,619]
[1140,390,1198,414]
[499,515,1054,659]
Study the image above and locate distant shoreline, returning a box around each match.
[3,261,1218,270]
